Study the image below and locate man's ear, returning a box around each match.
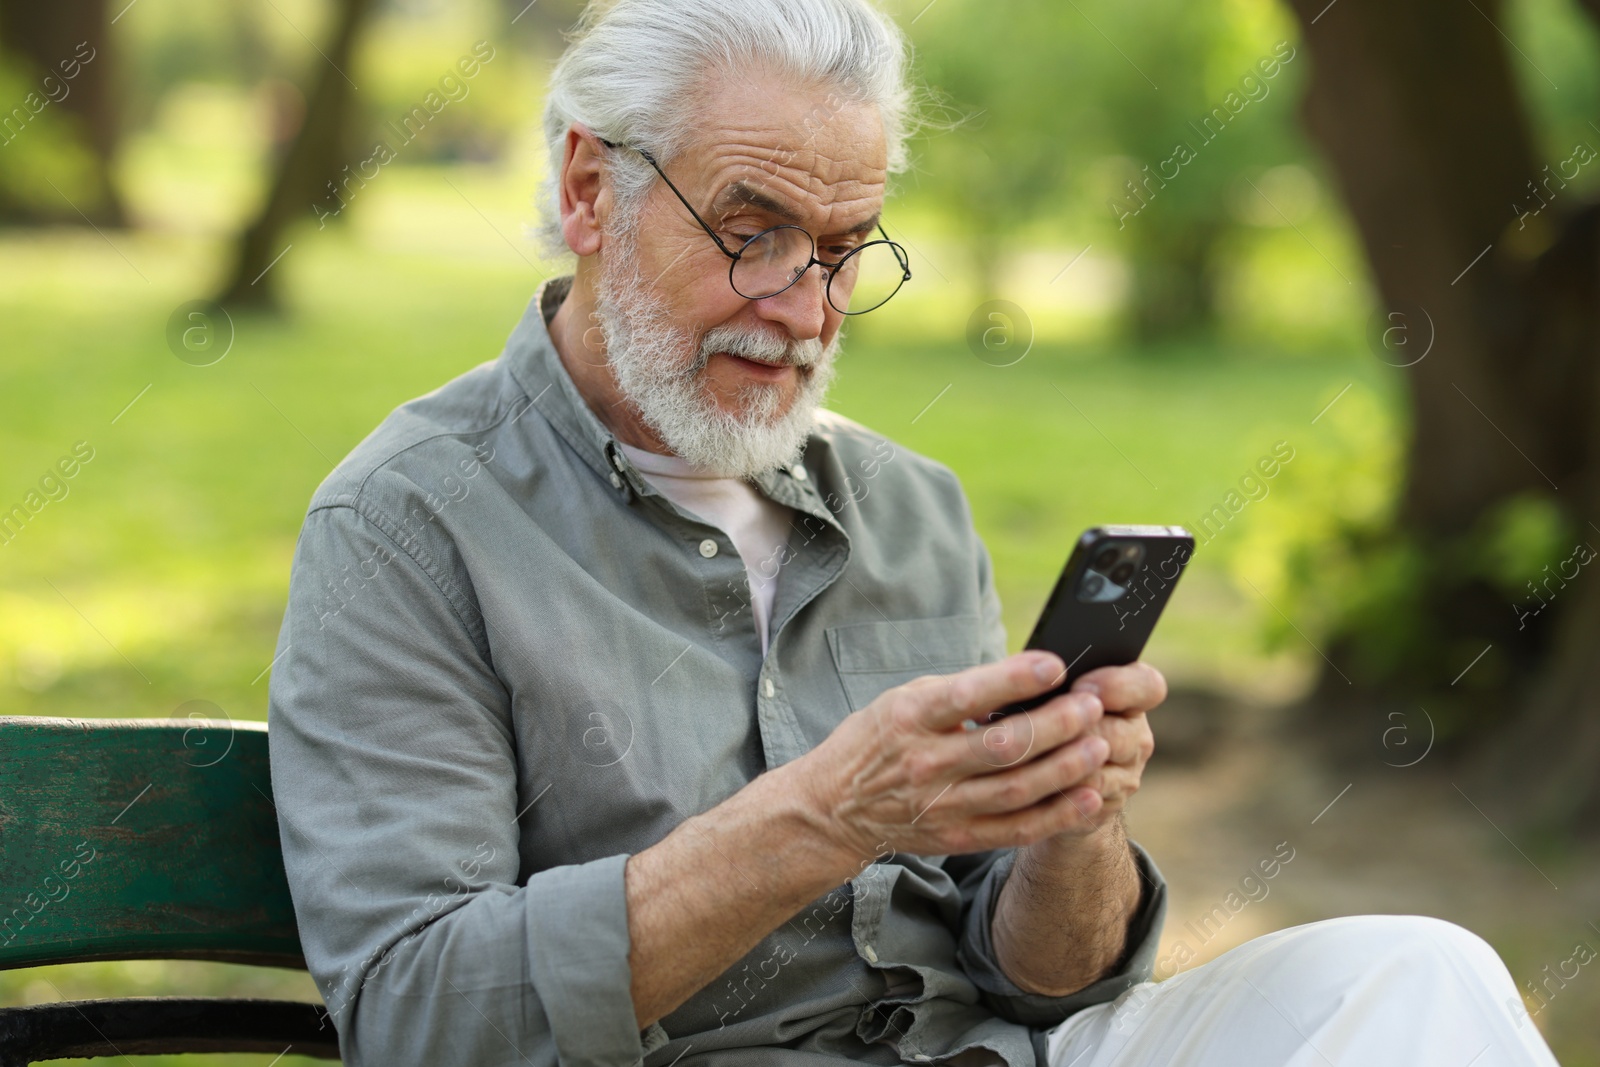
[559,124,611,258]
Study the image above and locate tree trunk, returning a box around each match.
[1281,0,1600,829]
[1468,207,1600,829]
[1125,220,1221,344]
[968,236,1003,304]
[0,0,125,225]
[214,0,376,311]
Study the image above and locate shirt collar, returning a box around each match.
[500,275,640,498]
[501,275,831,520]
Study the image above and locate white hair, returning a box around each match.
[536,0,916,258]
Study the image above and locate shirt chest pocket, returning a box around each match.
[825,614,986,713]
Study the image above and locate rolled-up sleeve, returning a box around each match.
[267,502,646,1067]
[948,840,1168,1028]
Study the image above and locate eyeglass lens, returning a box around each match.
[730,227,908,314]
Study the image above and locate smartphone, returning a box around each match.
[987,525,1194,720]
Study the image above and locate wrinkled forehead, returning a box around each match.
[676,69,889,229]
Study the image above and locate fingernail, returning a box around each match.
[1034,654,1063,682]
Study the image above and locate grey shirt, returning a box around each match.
[266,276,1169,1067]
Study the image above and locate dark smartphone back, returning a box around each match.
[989,525,1194,720]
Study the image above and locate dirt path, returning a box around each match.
[1127,692,1600,1064]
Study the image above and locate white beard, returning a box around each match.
[593,230,839,479]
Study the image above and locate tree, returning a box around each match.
[0,0,125,225]
[214,0,376,311]
[907,0,1306,340]
[1281,0,1600,832]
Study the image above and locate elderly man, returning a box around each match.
[267,1,1561,1065]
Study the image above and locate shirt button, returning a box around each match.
[862,943,879,964]
[791,465,808,482]
[698,539,718,558]
[912,1057,931,1063]
[611,451,626,471]
[762,678,775,698]
[609,473,623,489]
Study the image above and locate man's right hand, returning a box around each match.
[624,651,1114,1029]
[789,651,1114,868]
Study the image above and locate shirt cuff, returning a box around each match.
[524,852,645,1065]
[954,839,1168,1028]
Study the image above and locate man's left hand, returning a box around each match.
[990,661,1165,994]
[1041,661,1165,845]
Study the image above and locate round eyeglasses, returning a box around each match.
[600,138,912,315]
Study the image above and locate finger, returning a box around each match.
[1077,765,1139,812]
[1072,661,1167,714]
[957,688,1102,774]
[955,733,1111,815]
[1058,784,1105,822]
[1086,711,1151,766]
[970,783,1103,847]
[906,651,1067,732]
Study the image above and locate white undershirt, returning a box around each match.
[618,443,794,655]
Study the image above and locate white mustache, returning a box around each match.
[698,324,825,369]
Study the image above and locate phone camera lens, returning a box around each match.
[1109,561,1136,585]
[1081,572,1106,597]
[1092,547,1120,571]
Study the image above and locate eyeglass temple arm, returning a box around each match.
[869,223,912,279]
[597,137,742,261]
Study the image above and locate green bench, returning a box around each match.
[0,716,340,1064]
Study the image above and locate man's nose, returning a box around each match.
[752,263,828,342]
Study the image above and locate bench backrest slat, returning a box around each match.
[0,716,305,971]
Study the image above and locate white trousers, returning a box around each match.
[1042,915,1561,1067]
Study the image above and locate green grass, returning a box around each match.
[0,221,1395,725]
[0,171,1401,1064]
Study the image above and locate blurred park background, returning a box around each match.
[4,0,1600,1062]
